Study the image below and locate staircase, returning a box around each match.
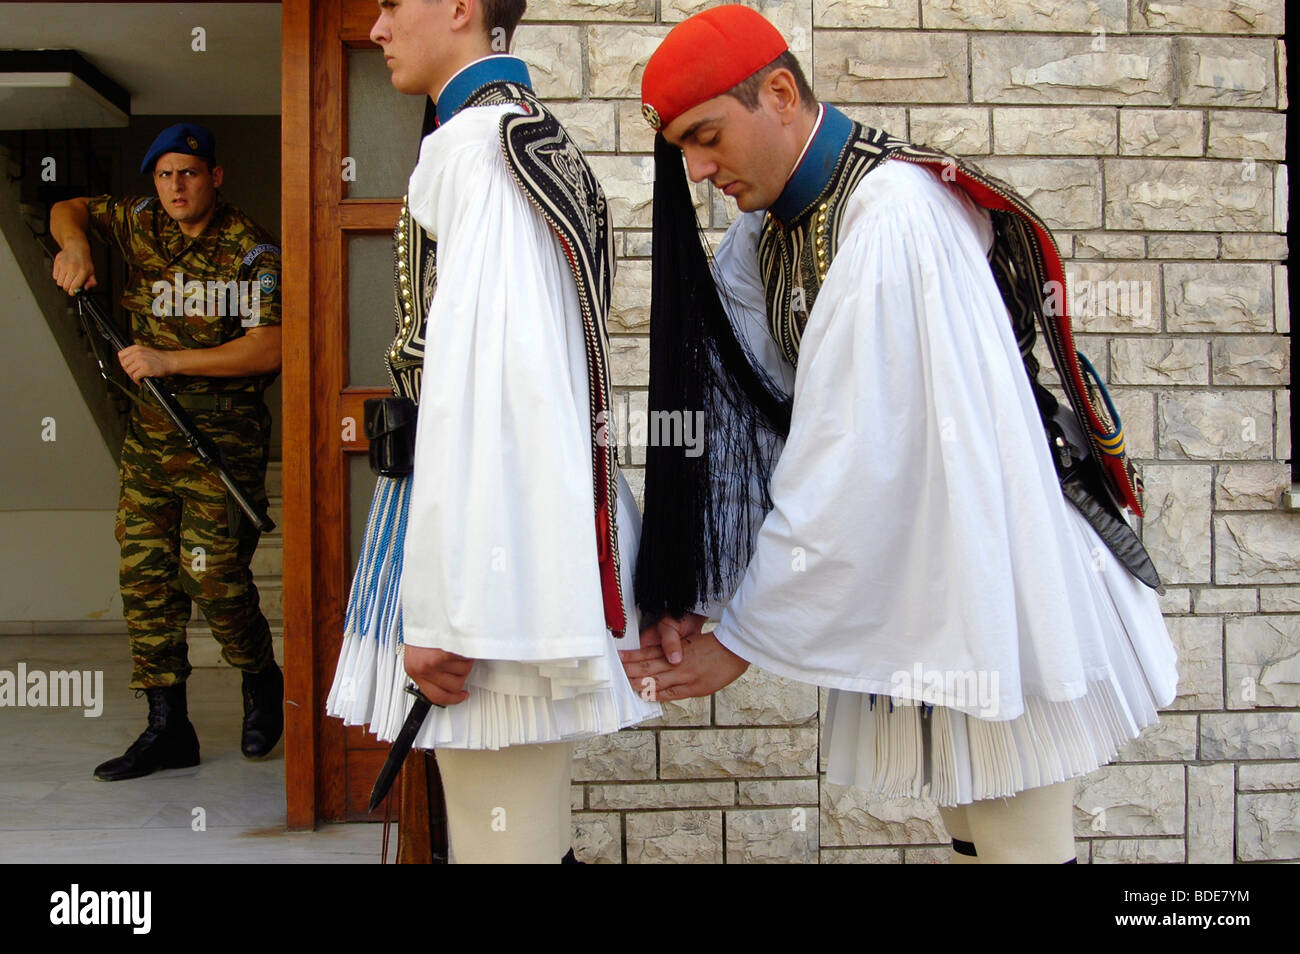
[0,141,127,461]
[187,460,286,669]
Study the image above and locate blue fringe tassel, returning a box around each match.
[342,475,412,645]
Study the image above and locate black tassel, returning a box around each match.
[634,133,792,623]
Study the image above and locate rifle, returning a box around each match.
[38,232,275,533]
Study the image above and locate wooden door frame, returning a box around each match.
[281,0,318,830]
[283,0,403,828]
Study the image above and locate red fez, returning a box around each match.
[640,5,788,132]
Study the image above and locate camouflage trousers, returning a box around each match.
[115,398,273,689]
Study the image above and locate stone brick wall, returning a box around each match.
[521,0,1295,863]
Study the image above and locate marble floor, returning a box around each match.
[0,634,383,863]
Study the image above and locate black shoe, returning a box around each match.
[93,685,200,781]
[241,660,283,758]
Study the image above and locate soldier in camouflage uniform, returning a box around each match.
[50,123,284,781]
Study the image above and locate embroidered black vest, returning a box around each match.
[386,197,434,404]
[758,123,911,365]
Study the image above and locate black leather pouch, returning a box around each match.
[364,397,417,477]
[1045,404,1162,590]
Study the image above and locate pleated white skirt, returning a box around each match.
[326,472,660,749]
[824,503,1179,806]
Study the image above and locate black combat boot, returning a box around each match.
[93,684,200,781]
[241,660,283,758]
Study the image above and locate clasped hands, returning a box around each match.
[618,613,749,702]
[403,612,750,708]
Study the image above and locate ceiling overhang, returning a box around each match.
[0,50,131,129]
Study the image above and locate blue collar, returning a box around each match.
[769,104,855,224]
[434,55,532,126]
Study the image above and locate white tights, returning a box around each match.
[433,741,575,864]
[937,779,1077,864]
[435,748,1076,863]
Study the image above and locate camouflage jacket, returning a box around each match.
[87,193,281,395]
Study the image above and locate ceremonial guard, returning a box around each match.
[326,0,658,863]
[623,6,1178,863]
[49,123,283,781]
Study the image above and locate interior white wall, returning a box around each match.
[0,232,122,622]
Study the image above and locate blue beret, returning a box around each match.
[140,123,216,174]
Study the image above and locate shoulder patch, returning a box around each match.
[257,270,277,295]
[242,242,280,267]
[132,197,156,214]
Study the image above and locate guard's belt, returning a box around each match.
[166,392,263,411]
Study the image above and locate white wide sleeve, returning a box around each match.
[400,107,608,660]
[713,161,1120,718]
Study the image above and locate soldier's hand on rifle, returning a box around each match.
[117,344,176,384]
[52,241,98,294]
[403,646,473,707]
